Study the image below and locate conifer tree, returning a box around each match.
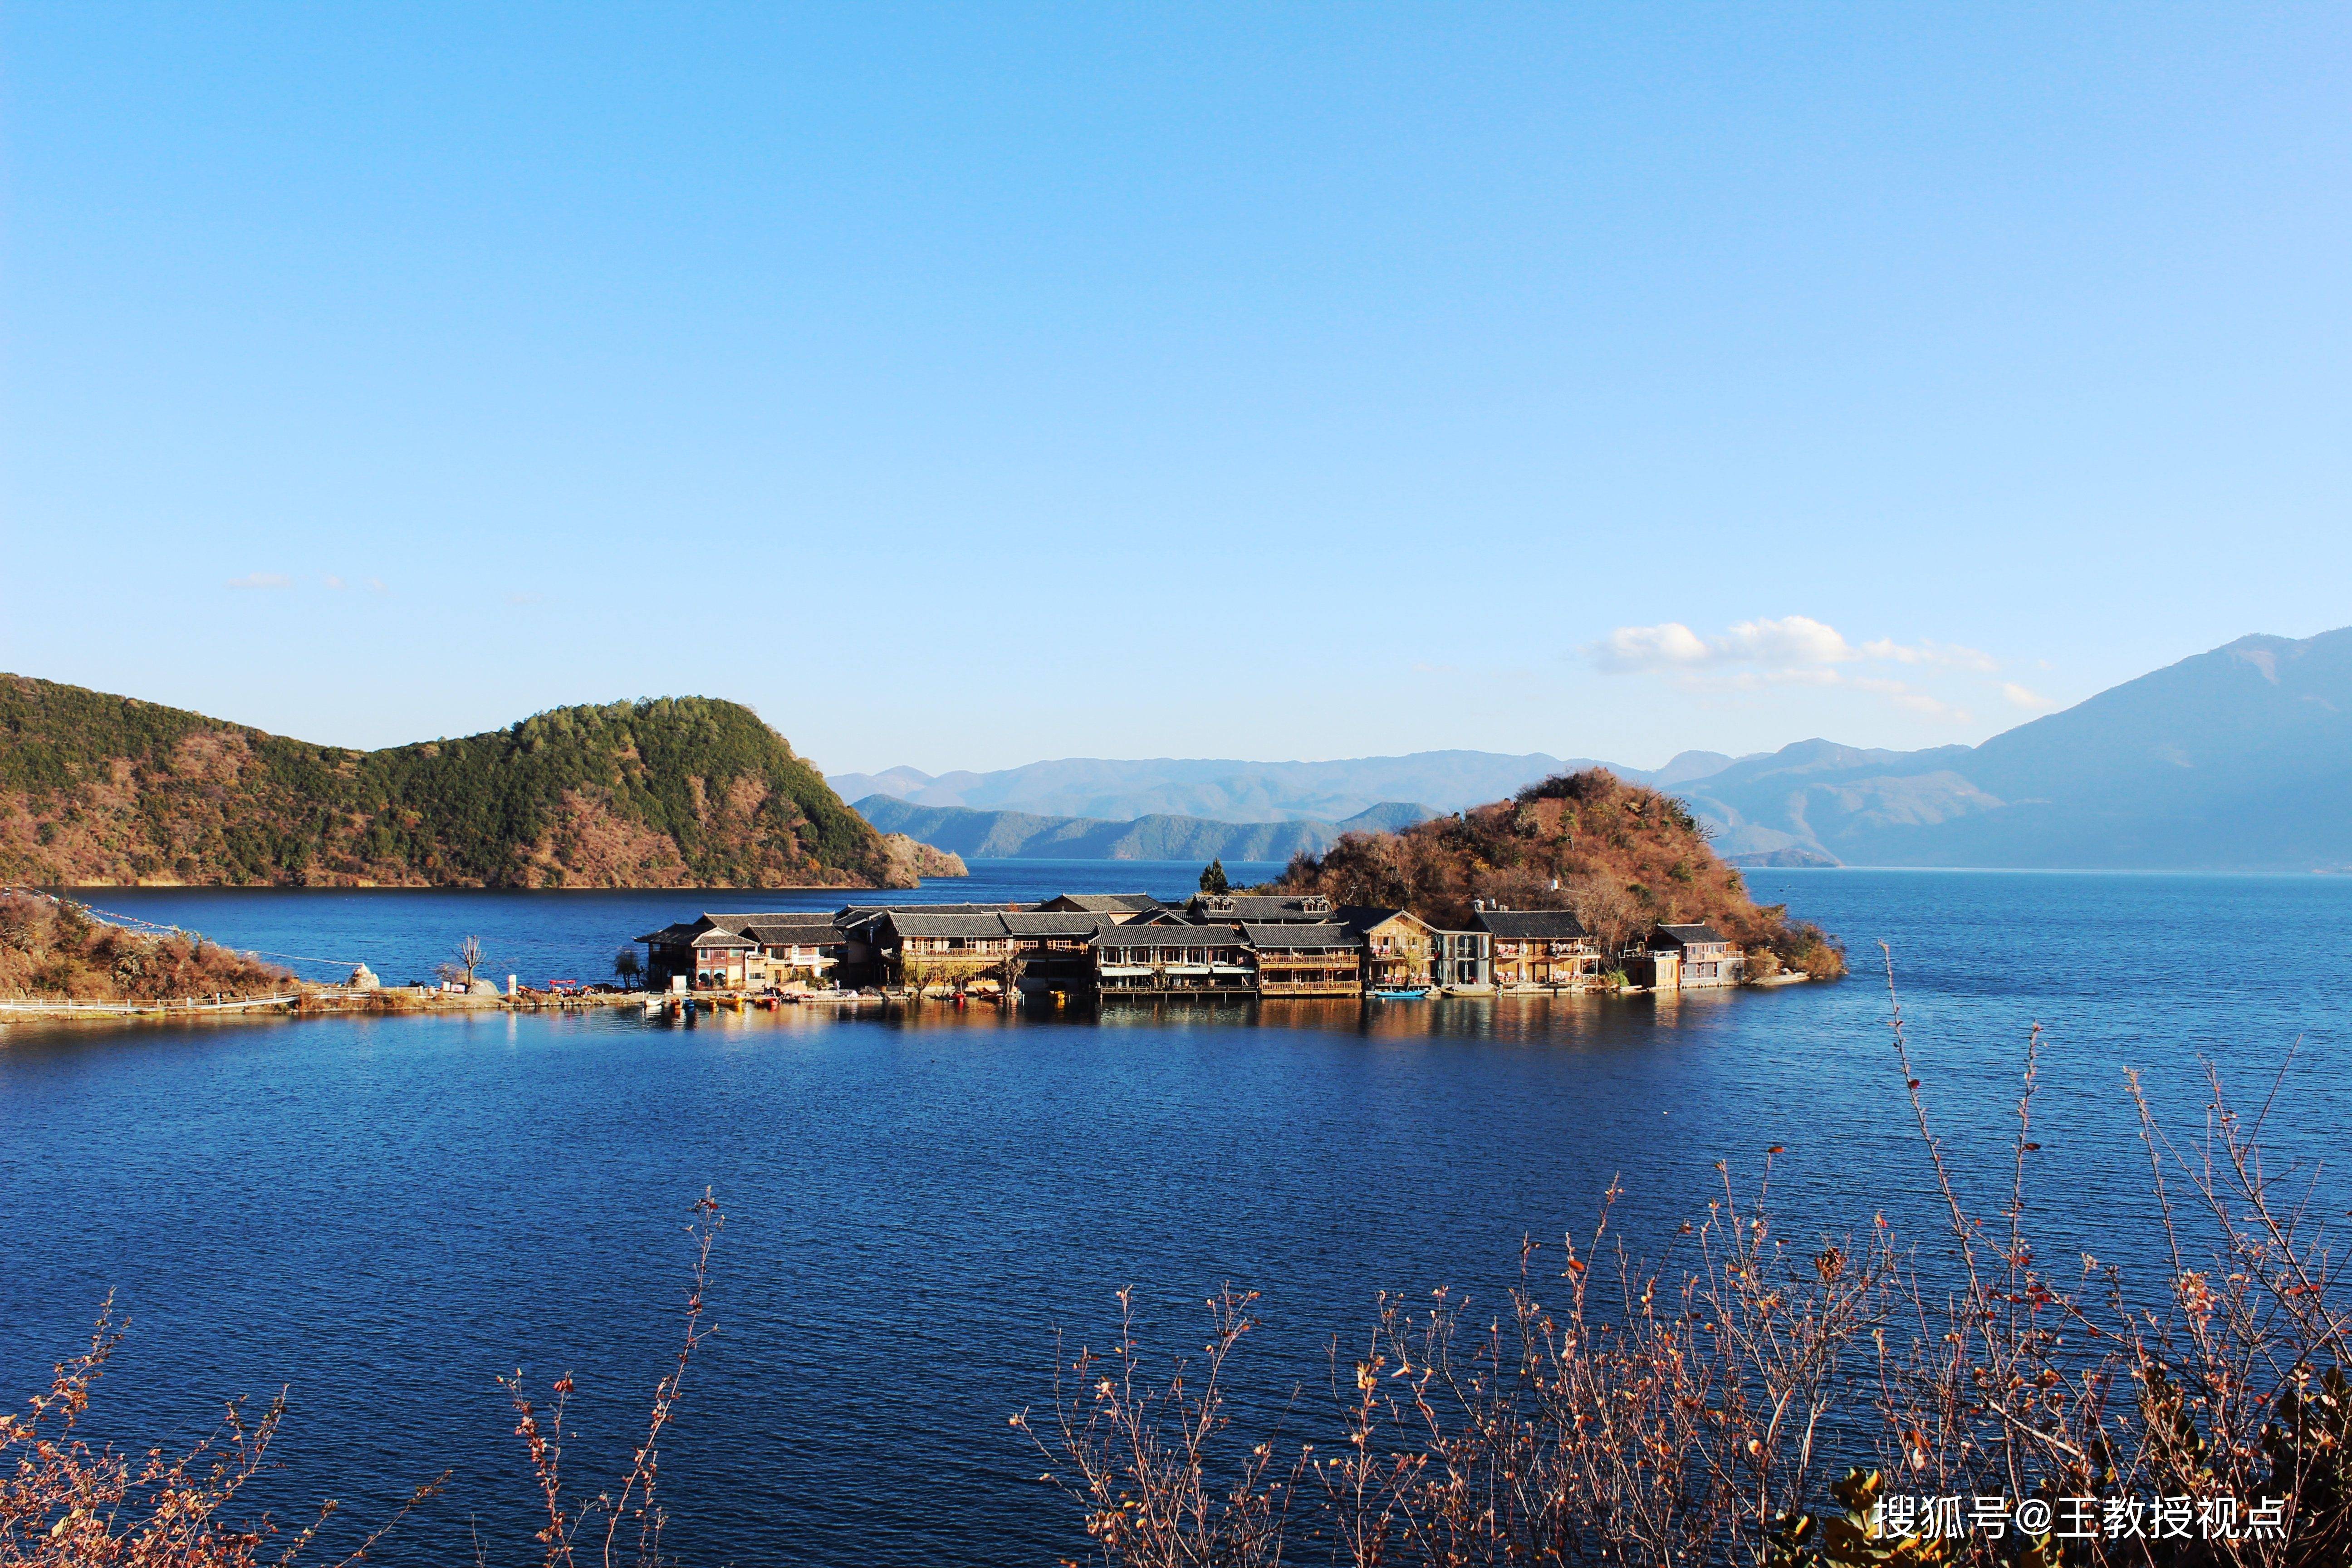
[1198,858,1229,894]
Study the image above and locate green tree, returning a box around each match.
[1199,858,1230,894]
[613,946,643,987]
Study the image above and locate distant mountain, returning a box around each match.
[829,750,1694,823]
[1680,628,2352,872]
[840,627,2352,872]
[853,796,1437,862]
[0,677,959,888]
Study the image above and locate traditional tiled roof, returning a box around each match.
[836,902,1014,919]
[1040,892,1162,914]
[1186,894,1335,922]
[736,918,846,946]
[1472,910,1592,941]
[1091,925,1247,951]
[634,921,704,944]
[1651,922,1730,948]
[880,911,1013,939]
[1241,922,1358,951]
[1001,911,1119,936]
[1337,905,1428,936]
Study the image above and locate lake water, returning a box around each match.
[3,867,2348,1565]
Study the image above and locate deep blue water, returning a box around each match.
[3,867,2348,1565]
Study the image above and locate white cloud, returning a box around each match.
[366,577,389,593]
[1590,622,1715,672]
[1860,637,1997,672]
[2001,682,2058,710]
[226,572,293,590]
[1585,614,2009,725]
[1588,615,1978,676]
[323,574,347,590]
[1716,615,1855,666]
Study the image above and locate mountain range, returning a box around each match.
[853,797,1434,863]
[838,627,2352,872]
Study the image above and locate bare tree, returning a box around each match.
[436,934,488,989]
[1566,874,1643,958]
[613,946,643,988]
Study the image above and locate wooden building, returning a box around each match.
[1471,909,1601,989]
[1000,911,1120,993]
[1339,906,1440,990]
[1641,923,1744,990]
[870,910,1018,992]
[1243,922,1362,998]
[1089,922,1255,995]
[635,912,848,991]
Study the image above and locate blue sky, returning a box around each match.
[4,5,2347,775]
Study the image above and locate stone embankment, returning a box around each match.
[0,985,657,1023]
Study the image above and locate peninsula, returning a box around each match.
[0,676,964,889]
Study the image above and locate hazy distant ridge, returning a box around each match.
[830,749,1742,823]
[1681,628,2352,872]
[853,797,1436,862]
[839,627,2352,872]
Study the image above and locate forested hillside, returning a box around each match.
[1264,768,1845,977]
[0,676,938,888]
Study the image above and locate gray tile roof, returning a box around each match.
[836,902,1015,918]
[1652,922,1730,947]
[1241,922,1358,951]
[1187,894,1336,922]
[1337,905,1426,936]
[1091,925,1248,951]
[1041,892,1162,914]
[1473,910,1592,940]
[634,921,704,944]
[1000,911,1119,936]
[737,918,845,946]
[882,911,1013,939]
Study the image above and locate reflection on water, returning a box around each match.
[643,985,1752,1048]
[2,869,2347,1567]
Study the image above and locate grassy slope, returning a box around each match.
[0,676,902,888]
[0,891,293,1000]
[1262,767,1846,976]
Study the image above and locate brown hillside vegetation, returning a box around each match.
[1264,768,1846,977]
[0,892,293,1002]
[0,676,958,890]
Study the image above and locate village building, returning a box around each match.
[1338,906,1440,990]
[633,890,1748,1001]
[869,910,1019,991]
[635,913,850,991]
[1432,928,1492,988]
[635,919,760,990]
[1471,909,1601,989]
[1244,922,1363,998]
[1089,923,1256,995]
[1637,923,1745,990]
[1000,911,1120,993]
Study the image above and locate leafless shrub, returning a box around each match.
[3,1194,721,1568]
[1029,951,2348,1565]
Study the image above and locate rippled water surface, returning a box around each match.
[3,867,2348,1565]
